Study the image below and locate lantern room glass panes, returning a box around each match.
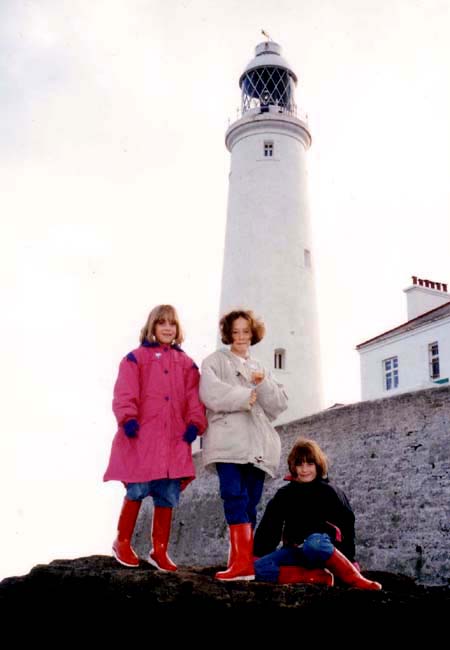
[241,66,296,115]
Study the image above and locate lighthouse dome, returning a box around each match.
[239,41,298,83]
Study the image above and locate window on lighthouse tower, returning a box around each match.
[264,141,274,157]
[304,249,312,268]
[274,348,286,370]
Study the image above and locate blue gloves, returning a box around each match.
[123,418,139,438]
[124,420,197,442]
[183,423,198,444]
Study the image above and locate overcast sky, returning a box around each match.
[1,0,449,580]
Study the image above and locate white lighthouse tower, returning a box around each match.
[219,39,323,423]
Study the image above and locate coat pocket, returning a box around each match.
[208,412,228,425]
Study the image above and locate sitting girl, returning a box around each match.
[253,438,382,589]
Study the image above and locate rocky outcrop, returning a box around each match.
[1,556,449,621]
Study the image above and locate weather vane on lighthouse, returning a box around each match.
[261,29,271,40]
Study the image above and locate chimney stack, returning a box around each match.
[404,276,449,320]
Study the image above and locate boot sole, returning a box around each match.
[147,556,177,572]
[216,574,255,581]
[112,549,140,568]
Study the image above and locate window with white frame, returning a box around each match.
[383,356,399,390]
[274,348,285,370]
[429,342,440,379]
[264,141,274,157]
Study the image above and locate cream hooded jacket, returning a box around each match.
[199,349,288,478]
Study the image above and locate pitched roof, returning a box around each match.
[356,300,450,349]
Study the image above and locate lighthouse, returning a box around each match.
[219,39,323,423]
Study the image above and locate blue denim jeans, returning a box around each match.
[216,462,266,527]
[126,478,181,507]
[254,533,335,583]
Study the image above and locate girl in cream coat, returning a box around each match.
[200,309,288,581]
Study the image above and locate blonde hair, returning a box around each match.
[139,304,184,345]
[287,438,328,479]
[219,309,266,346]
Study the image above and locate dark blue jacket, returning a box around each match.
[253,477,356,561]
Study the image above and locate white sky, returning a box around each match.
[1,0,449,581]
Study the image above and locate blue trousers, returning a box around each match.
[216,462,266,527]
[254,533,335,583]
[125,478,181,507]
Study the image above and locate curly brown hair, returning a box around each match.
[287,438,328,478]
[139,304,184,345]
[219,309,266,346]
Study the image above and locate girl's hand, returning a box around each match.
[249,390,257,408]
[183,423,198,444]
[123,419,139,438]
[251,370,265,385]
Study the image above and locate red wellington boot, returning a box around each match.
[325,548,382,590]
[215,523,255,581]
[112,498,141,567]
[278,565,334,586]
[148,506,177,572]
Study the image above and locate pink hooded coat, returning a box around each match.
[103,342,207,485]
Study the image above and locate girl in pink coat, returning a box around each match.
[104,304,207,571]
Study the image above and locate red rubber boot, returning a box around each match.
[325,549,382,590]
[112,498,141,567]
[148,506,177,572]
[215,523,255,581]
[278,565,334,586]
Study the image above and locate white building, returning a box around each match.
[219,40,322,423]
[357,276,450,401]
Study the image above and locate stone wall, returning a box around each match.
[134,385,450,586]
